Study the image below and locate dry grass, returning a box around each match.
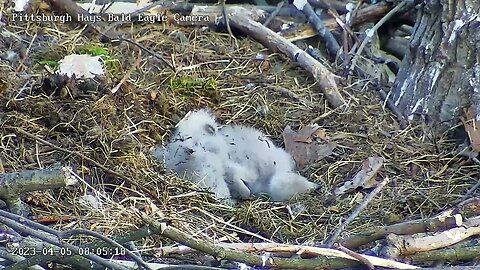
[1,5,479,259]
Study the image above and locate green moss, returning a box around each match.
[169,77,220,102]
[169,77,217,90]
[38,59,59,68]
[77,44,109,56]
[32,46,65,69]
[151,77,220,117]
[103,58,121,76]
[76,44,120,76]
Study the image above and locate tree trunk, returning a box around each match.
[391,0,480,132]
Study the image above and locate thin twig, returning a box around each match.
[15,32,38,73]
[325,176,391,246]
[193,207,275,243]
[263,1,284,27]
[264,84,318,109]
[457,179,480,204]
[379,88,408,129]
[220,0,238,47]
[348,1,407,75]
[111,49,142,93]
[119,38,175,72]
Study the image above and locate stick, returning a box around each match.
[0,166,76,198]
[282,1,393,41]
[144,217,419,269]
[382,217,480,258]
[340,214,463,249]
[325,176,391,246]
[263,1,284,27]
[297,2,340,56]
[111,49,142,94]
[334,243,374,270]
[214,6,345,108]
[348,1,407,75]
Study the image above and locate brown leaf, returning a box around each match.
[334,156,384,195]
[313,128,329,141]
[283,125,336,169]
[149,90,158,101]
[461,106,480,153]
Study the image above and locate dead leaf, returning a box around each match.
[461,106,480,153]
[313,128,329,141]
[150,90,158,101]
[334,156,384,195]
[282,125,336,169]
[144,199,160,215]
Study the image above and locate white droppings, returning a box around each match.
[426,63,442,97]
[345,3,355,12]
[261,252,271,266]
[410,97,424,114]
[425,38,434,51]
[280,23,293,31]
[293,0,307,10]
[14,0,30,11]
[365,28,374,38]
[255,53,266,60]
[5,50,18,61]
[238,263,249,270]
[395,68,420,106]
[470,63,480,91]
[395,81,408,106]
[344,4,354,24]
[448,19,465,43]
[471,78,478,92]
[345,13,351,24]
[178,246,190,252]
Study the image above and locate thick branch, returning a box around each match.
[143,216,418,269]
[340,214,463,249]
[0,166,76,198]
[214,7,345,108]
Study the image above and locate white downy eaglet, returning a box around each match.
[159,109,251,204]
[156,109,318,203]
[218,124,319,201]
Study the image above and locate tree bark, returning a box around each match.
[391,0,480,132]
